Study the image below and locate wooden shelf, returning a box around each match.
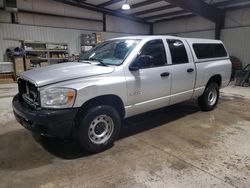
[47,58,68,60]
[26,49,68,52]
[28,57,68,60]
[22,40,69,70]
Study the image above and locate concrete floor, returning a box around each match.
[0,84,250,188]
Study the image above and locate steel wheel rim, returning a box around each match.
[208,88,217,106]
[88,115,114,144]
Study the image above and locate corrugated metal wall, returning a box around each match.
[106,15,150,34]
[0,23,136,62]
[222,27,250,67]
[0,23,91,61]
[154,16,215,36]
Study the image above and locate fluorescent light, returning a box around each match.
[122,3,130,10]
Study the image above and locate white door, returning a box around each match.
[166,39,196,105]
[125,39,172,116]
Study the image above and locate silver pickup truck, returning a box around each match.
[13,36,231,153]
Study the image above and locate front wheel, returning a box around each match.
[76,105,121,153]
[198,82,219,111]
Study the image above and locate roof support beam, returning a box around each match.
[226,2,250,11]
[116,0,162,11]
[149,23,154,35]
[154,0,250,23]
[216,0,250,7]
[54,0,149,24]
[155,14,195,23]
[103,13,106,32]
[132,4,176,16]
[144,10,188,20]
[164,0,225,24]
[215,22,222,40]
[98,0,124,7]
[164,0,225,39]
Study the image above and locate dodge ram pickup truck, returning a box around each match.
[13,36,231,153]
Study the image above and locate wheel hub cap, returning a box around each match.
[94,123,106,135]
[208,88,217,106]
[88,115,114,144]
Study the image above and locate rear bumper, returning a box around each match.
[12,94,78,137]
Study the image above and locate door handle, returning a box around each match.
[160,72,170,77]
[187,68,194,73]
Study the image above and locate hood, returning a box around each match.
[19,62,115,87]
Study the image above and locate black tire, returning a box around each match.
[198,82,219,111]
[76,105,121,153]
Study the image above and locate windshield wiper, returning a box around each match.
[89,58,108,67]
[78,60,91,64]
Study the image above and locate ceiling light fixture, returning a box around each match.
[122,0,130,10]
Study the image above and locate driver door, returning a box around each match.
[125,39,172,117]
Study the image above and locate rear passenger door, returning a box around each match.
[167,39,196,105]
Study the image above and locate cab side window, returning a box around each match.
[135,39,167,69]
[167,39,189,64]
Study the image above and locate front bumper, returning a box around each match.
[12,94,79,137]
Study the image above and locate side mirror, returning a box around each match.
[129,64,139,71]
[129,55,153,71]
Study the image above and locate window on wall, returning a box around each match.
[167,39,189,64]
[192,43,228,59]
[135,39,167,69]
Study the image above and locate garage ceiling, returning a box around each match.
[57,0,250,23]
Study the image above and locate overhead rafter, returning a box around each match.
[226,2,250,11]
[143,10,188,20]
[116,0,162,11]
[131,4,176,16]
[163,0,225,39]
[163,0,225,24]
[97,0,124,7]
[54,0,149,24]
[154,0,250,23]
[215,0,250,7]
[155,14,195,23]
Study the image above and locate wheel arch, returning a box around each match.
[75,94,125,126]
[206,74,222,88]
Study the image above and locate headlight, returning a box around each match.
[40,88,76,108]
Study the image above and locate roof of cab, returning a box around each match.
[110,35,222,43]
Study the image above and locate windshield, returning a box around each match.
[79,39,140,66]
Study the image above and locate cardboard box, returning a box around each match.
[25,58,31,70]
[96,33,102,43]
[13,57,24,74]
[51,54,58,58]
[40,62,49,67]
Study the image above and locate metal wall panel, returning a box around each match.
[154,16,215,34]
[0,10,11,23]
[225,8,250,28]
[0,23,93,61]
[17,0,103,20]
[0,23,136,62]
[177,30,215,39]
[106,15,149,34]
[221,26,250,67]
[101,32,133,40]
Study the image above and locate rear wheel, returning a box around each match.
[198,82,219,111]
[76,105,121,153]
